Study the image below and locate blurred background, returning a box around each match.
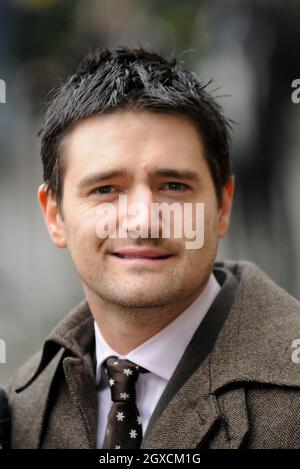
[1,0,300,385]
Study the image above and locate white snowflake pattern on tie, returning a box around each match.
[129,429,138,439]
[123,368,134,376]
[113,361,118,365]
[137,416,142,425]
[120,392,130,400]
[116,411,125,422]
[109,378,115,386]
[115,445,121,449]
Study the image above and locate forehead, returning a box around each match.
[62,110,208,179]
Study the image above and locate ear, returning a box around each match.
[218,175,235,239]
[37,183,67,248]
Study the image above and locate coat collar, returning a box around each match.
[15,299,95,393]
[13,300,98,448]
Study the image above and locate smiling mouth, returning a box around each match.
[111,253,172,260]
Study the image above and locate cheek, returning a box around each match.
[65,210,105,251]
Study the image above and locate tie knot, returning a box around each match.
[104,356,148,402]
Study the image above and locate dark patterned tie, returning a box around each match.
[102,356,149,449]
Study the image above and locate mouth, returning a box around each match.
[112,253,172,259]
[109,253,174,264]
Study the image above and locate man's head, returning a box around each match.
[38,47,234,311]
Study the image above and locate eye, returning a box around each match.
[92,185,118,195]
[161,182,190,191]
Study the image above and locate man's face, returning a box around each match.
[38,111,234,308]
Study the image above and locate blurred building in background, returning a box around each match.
[1,0,300,384]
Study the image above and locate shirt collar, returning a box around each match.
[94,272,221,385]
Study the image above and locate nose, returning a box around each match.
[121,185,160,239]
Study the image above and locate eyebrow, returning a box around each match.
[77,167,201,190]
[77,169,129,190]
[151,168,201,182]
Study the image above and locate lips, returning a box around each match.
[113,253,171,259]
[110,248,173,259]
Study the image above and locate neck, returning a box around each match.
[83,281,208,355]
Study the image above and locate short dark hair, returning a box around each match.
[40,46,233,212]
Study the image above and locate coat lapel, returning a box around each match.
[210,385,249,448]
[142,266,240,448]
[12,347,65,448]
[141,357,221,448]
[63,355,98,449]
[12,300,97,449]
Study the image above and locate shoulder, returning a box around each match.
[8,297,93,398]
[211,260,300,394]
[211,261,300,447]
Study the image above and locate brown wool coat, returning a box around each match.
[6,260,300,448]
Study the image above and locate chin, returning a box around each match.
[112,291,169,308]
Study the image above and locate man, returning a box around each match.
[6,47,300,449]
